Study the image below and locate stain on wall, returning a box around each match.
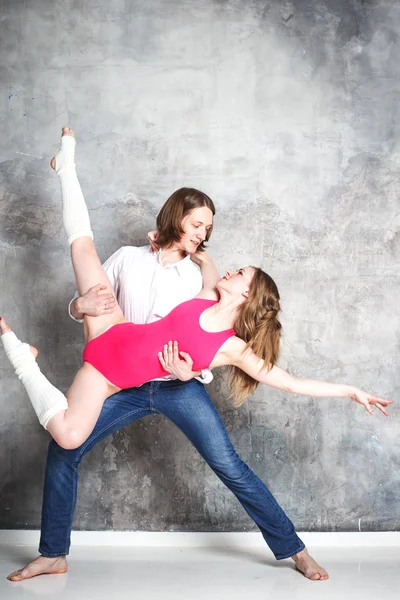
[1,0,399,532]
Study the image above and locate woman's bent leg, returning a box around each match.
[1,319,116,444]
[46,363,118,449]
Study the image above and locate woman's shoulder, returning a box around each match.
[195,288,219,301]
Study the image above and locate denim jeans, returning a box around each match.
[39,380,304,560]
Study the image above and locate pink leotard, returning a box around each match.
[82,298,236,388]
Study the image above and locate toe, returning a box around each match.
[29,345,39,359]
[0,317,11,334]
[7,570,23,581]
[61,126,75,137]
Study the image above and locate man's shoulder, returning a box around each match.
[116,245,152,260]
[118,244,151,253]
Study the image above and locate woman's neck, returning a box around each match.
[206,293,243,330]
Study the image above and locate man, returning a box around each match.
[8,187,328,582]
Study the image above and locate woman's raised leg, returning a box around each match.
[51,126,124,340]
[0,128,124,444]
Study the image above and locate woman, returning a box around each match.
[0,128,392,452]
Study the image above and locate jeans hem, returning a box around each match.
[275,542,306,561]
[38,550,69,558]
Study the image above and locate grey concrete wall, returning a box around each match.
[1,0,399,532]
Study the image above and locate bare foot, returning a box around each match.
[7,555,67,581]
[291,548,329,581]
[0,317,38,358]
[50,126,75,170]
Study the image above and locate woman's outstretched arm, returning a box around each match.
[228,341,393,416]
[155,335,393,416]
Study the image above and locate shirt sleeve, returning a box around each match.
[68,247,127,323]
[195,369,214,384]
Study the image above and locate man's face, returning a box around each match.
[178,206,214,254]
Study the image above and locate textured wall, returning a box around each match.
[1,0,399,532]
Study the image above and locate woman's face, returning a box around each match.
[178,207,214,254]
[217,267,255,299]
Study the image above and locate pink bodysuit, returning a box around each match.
[82,298,236,388]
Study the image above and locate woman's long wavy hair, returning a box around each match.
[227,268,282,406]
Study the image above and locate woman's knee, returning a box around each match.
[53,428,87,451]
[71,237,95,255]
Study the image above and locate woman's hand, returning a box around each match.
[158,341,199,381]
[190,250,209,266]
[347,388,393,416]
[147,230,160,253]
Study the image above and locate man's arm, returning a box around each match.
[190,251,220,292]
[68,247,125,322]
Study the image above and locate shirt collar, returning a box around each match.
[156,249,192,274]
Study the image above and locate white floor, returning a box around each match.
[0,544,398,600]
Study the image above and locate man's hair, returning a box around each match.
[156,187,216,252]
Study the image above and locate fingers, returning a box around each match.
[146,231,160,254]
[369,396,394,406]
[158,351,168,371]
[96,299,117,315]
[159,341,175,373]
[97,290,115,299]
[375,402,390,416]
[162,341,173,367]
[367,396,393,416]
[358,396,374,415]
[179,351,193,366]
[95,287,117,314]
[364,402,374,415]
[159,341,184,371]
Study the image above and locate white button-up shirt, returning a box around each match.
[69,246,213,383]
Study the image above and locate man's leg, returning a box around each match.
[7,385,153,581]
[154,380,328,581]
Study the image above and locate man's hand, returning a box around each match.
[158,341,200,381]
[147,230,160,254]
[74,284,117,318]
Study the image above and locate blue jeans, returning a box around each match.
[39,380,304,560]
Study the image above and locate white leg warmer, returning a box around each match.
[53,135,93,245]
[1,331,68,430]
